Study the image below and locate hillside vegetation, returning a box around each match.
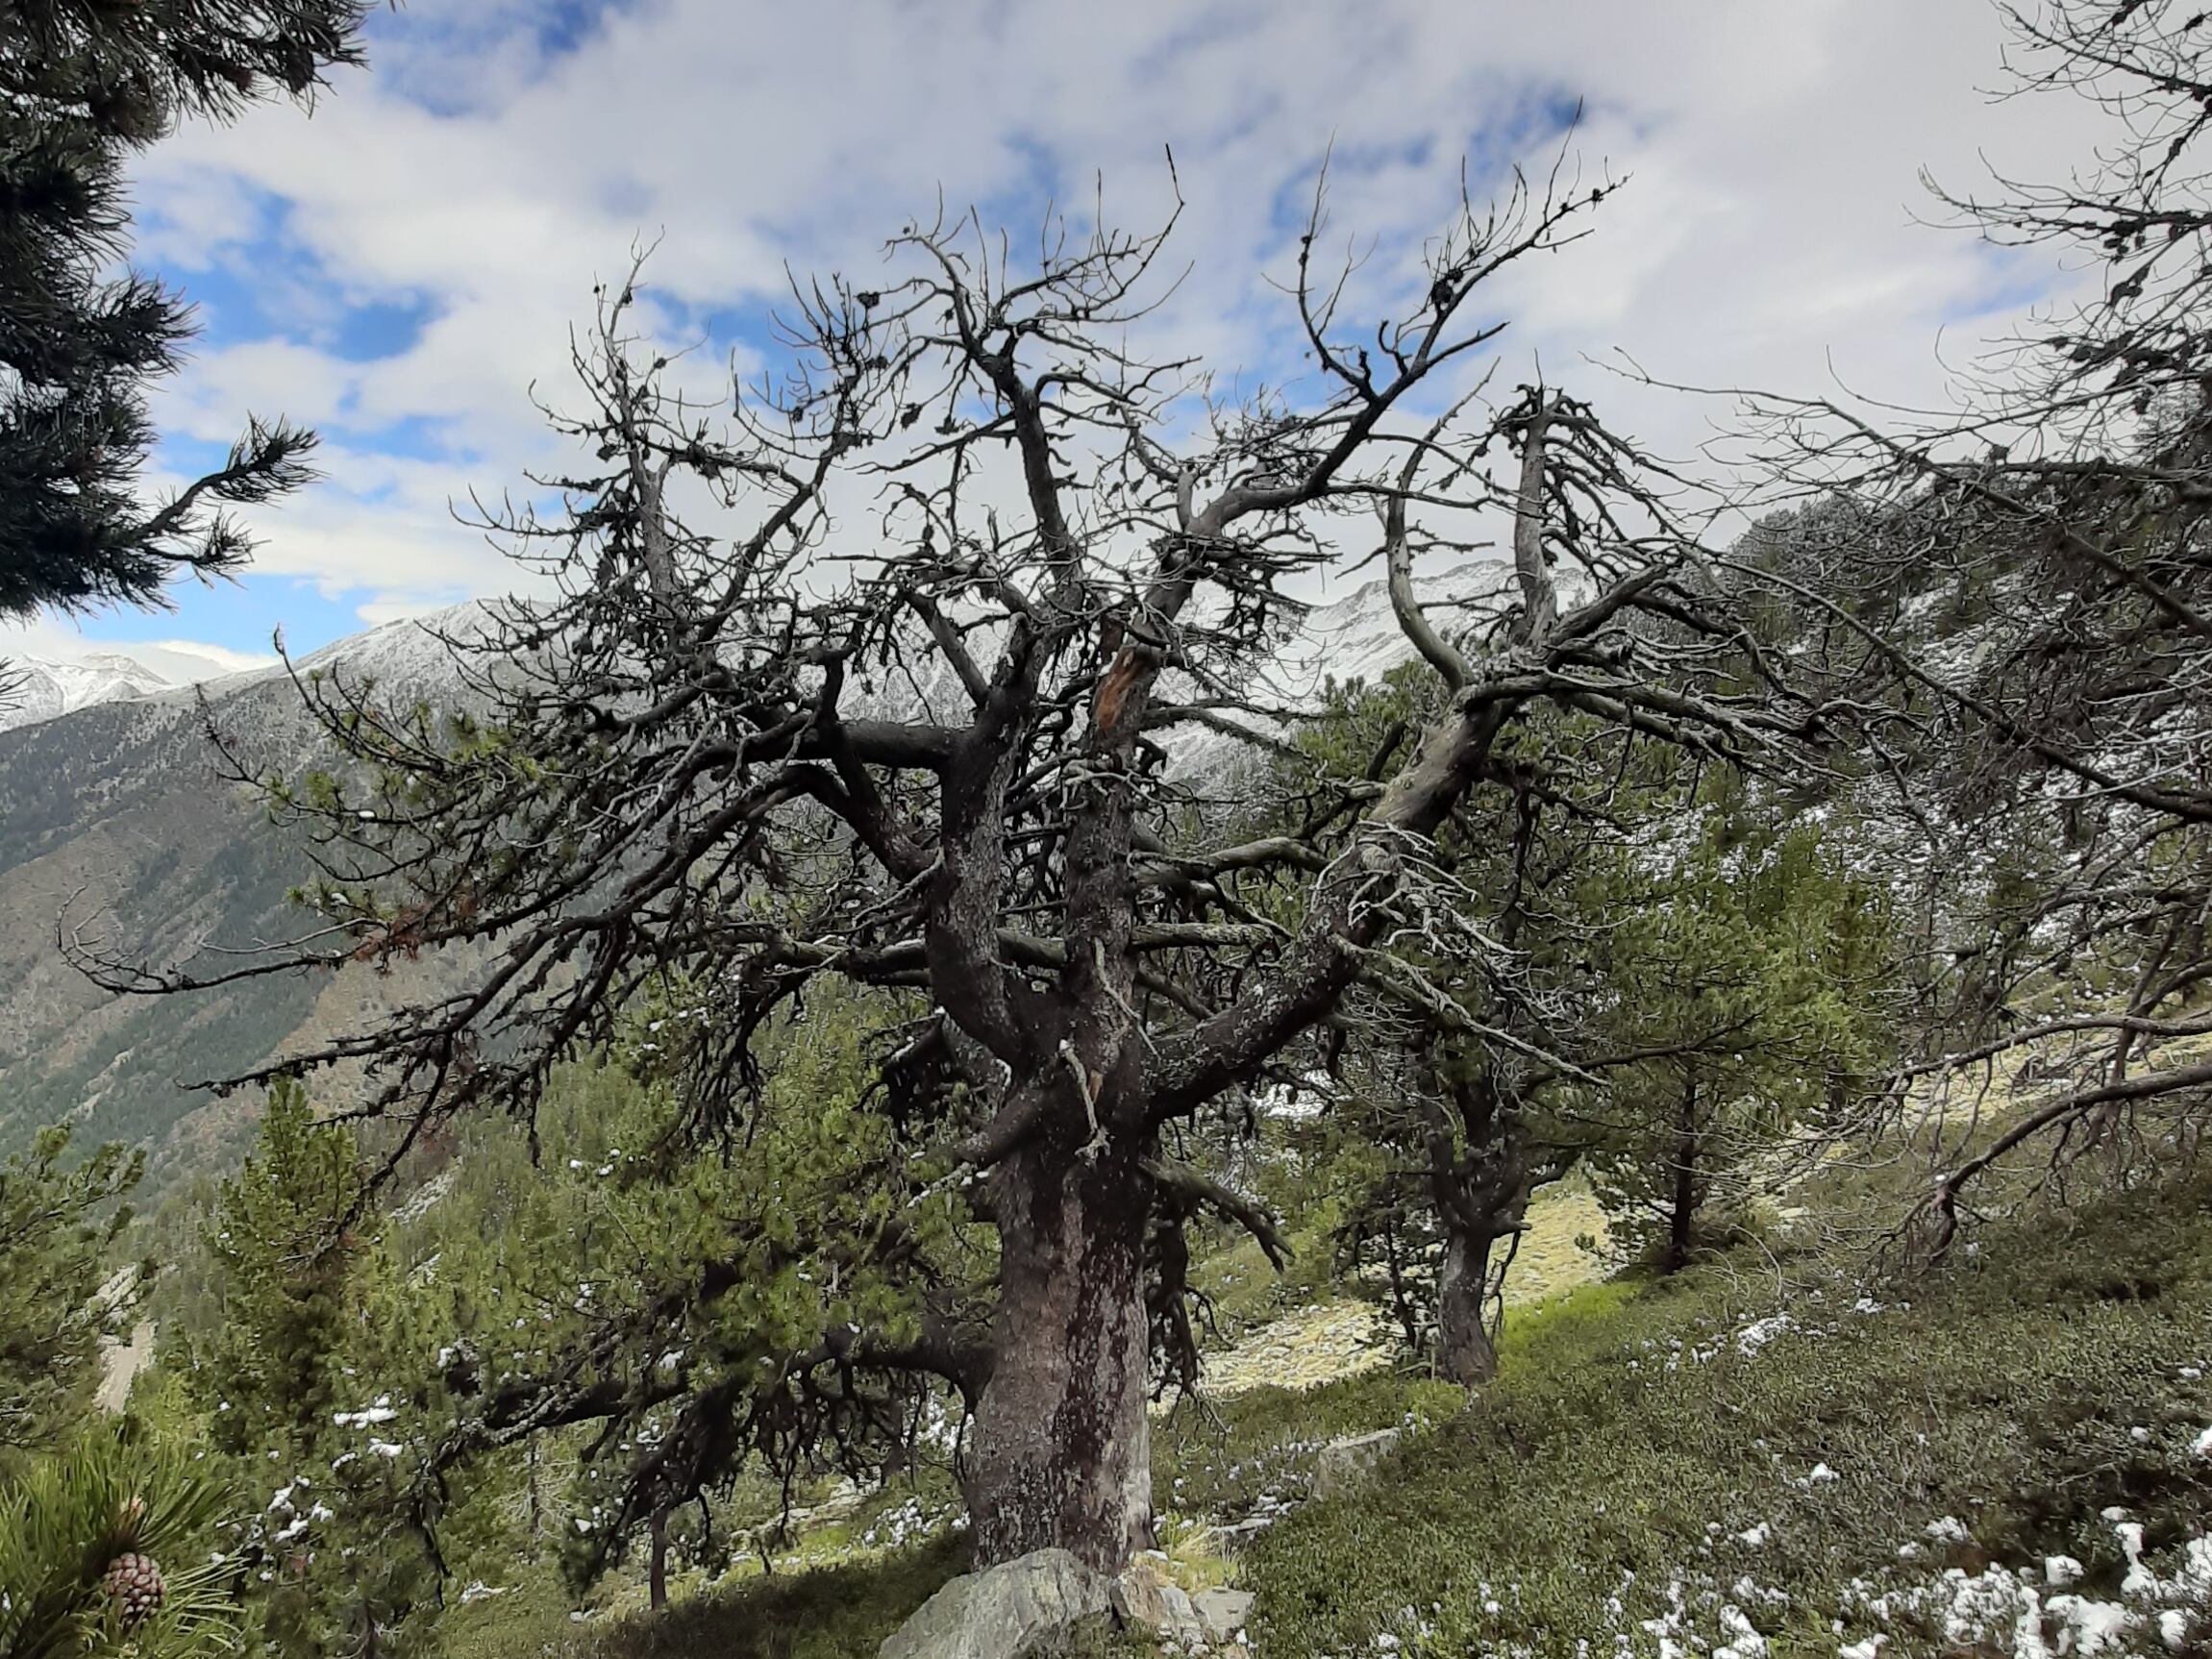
[0,639,468,1180]
[12,5,2212,1659]
[407,1141,2212,1659]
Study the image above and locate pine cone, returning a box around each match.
[103,1551,165,1624]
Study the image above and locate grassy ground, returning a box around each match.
[1247,1168,2212,1657]
[1154,1367,1467,1526]
[447,1157,2212,1659]
[1190,1175,1610,1350]
[437,1535,970,1659]
[450,1367,1461,1659]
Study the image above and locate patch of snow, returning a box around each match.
[1857,1511,2210,1659]
[333,1398,398,1428]
[1735,1315,1794,1356]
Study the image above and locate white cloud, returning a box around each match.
[108,0,2125,646]
[136,639,279,674]
[0,615,276,683]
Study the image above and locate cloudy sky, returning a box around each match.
[11,1,2121,675]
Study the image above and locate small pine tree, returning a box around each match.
[190,1080,358,1457]
[166,1082,438,1657]
[0,1127,144,1455]
[1584,816,1892,1273]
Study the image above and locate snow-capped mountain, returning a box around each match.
[1275,561,1511,695]
[0,653,186,732]
[0,640,290,734]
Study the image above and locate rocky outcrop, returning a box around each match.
[878,1549,1110,1659]
[878,1548,1258,1659]
[1190,1588,1255,1644]
[1109,1554,1206,1647]
[1311,1427,1403,1500]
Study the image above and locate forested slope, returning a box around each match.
[0,617,473,1176]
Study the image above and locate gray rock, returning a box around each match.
[1191,1587,1255,1644]
[878,1548,1110,1659]
[1159,1583,1203,1635]
[1310,1426,1403,1500]
[1109,1557,1205,1646]
[1106,1574,1211,1654]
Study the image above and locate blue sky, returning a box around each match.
[8,1,2112,677]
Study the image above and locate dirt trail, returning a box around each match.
[97,1319,155,1413]
[92,1264,152,1414]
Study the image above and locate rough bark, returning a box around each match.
[526,1440,542,1548]
[965,1132,1156,1572]
[1420,1059,1543,1386]
[1434,1228,1498,1385]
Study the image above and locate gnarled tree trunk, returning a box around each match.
[1434,1227,1499,1385]
[965,1132,1155,1572]
[1423,1059,1552,1388]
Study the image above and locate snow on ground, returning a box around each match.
[1846,1511,2212,1657]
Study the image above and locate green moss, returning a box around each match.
[1495,1275,1642,1363]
